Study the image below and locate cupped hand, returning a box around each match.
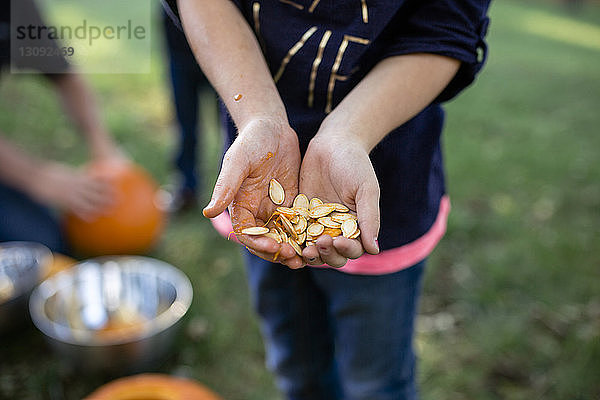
[299,133,380,268]
[32,162,115,221]
[202,118,304,269]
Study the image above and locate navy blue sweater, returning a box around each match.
[165,0,490,252]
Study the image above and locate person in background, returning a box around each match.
[0,0,121,254]
[162,6,216,213]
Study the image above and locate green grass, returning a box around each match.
[1,1,599,399]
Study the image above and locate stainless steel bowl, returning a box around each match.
[29,256,193,373]
[0,242,52,333]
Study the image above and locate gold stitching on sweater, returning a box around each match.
[274,26,318,83]
[308,30,332,108]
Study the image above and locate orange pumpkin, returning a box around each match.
[63,161,166,256]
[84,374,224,400]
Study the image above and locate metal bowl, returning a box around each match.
[29,256,193,373]
[0,242,52,334]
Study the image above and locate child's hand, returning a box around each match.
[299,132,380,268]
[202,118,304,269]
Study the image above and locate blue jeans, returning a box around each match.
[0,183,68,254]
[245,253,425,400]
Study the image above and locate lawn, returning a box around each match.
[1,1,599,399]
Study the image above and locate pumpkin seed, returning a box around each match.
[318,216,341,228]
[309,204,336,219]
[279,214,297,240]
[327,203,350,213]
[269,178,285,205]
[288,237,303,256]
[307,222,325,236]
[309,197,323,209]
[264,231,281,243]
[348,228,361,239]
[294,216,307,234]
[276,206,295,216]
[330,212,356,222]
[291,207,310,218]
[321,227,342,238]
[296,231,306,245]
[293,194,309,209]
[341,219,358,238]
[241,226,270,235]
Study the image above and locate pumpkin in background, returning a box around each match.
[84,374,224,400]
[63,161,166,256]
